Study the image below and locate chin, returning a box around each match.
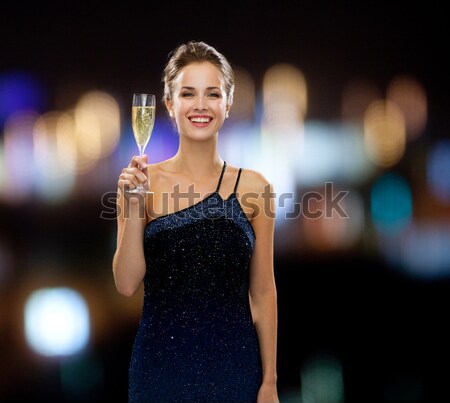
[190,134,216,142]
[182,130,218,141]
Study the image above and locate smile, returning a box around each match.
[189,116,212,123]
[189,116,213,127]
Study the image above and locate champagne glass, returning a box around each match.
[126,93,156,194]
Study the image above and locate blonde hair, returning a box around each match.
[162,41,235,105]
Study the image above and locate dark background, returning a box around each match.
[2,2,447,124]
[1,2,449,402]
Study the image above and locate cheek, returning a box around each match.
[173,101,188,115]
[216,100,228,114]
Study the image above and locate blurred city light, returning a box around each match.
[230,66,256,123]
[262,63,307,127]
[300,352,345,403]
[73,90,121,171]
[24,287,90,357]
[259,64,307,227]
[386,75,427,141]
[370,173,413,236]
[0,72,46,126]
[363,100,406,167]
[296,121,374,186]
[0,18,447,401]
[33,111,77,202]
[379,221,450,279]
[0,111,37,203]
[427,139,450,204]
[303,187,365,251]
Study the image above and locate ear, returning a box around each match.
[165,98,174,118]
[225,103,231,118]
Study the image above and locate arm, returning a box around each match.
[247,174,279,401]
[112,156,149,296]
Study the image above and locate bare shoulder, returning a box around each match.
[239,167,274,196]
[235,167,274,222]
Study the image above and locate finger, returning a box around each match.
[140,157,149,171]
[128,167,147,183]
[129,155,147,169]
[121,167,146,184]
[118,179,133,194]
[120,173,140,188]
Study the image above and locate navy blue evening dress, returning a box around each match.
[128,161,262,402]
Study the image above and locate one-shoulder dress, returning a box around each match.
[128,161,262,402]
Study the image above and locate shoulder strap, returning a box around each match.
[233,168,242,193]
[215,161,227,192]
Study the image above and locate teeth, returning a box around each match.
[191,117,210,123]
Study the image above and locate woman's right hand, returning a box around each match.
[117,155,149,204]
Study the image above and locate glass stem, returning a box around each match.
[137,145,145,190]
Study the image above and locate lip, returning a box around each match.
[188,115,213,127]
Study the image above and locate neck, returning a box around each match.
[171,135,223,179]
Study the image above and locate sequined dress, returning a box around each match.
[129,161,262,402]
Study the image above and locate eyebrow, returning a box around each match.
[181,86,221,91]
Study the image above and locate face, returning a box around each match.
[166,62,230,140]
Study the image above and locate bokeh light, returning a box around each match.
[386,75,427,141]
[262,63,307,127]
[296,122,374,186]
[33,111,77,202]
[363,100,406,167]
[300,352,345,403]
[229,67,256,123]
[379,221,450,279]
[370,173,413,236]
[73,90,121,172]
[400,222,450,278]
[0,72,46,126]
[260,64,307,227]
[320,188,364,250]
[0,7,448,400]
[1,111,38,203]
[24,287,90,357]
[427,139,450,204]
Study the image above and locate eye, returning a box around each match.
[208,93,220,98]
[181,92,194,98]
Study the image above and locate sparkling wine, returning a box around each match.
[132,106,155,147]
[126,93,155,194]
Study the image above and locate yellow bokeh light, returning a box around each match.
[231,67,256,122]
[260,64,306,202]
[387,75,427,141]
[74,91,120,172]
[262,63,307,127]
[363,100,406,168]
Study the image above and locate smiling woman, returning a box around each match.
[112,41,279,403]
[166,61,229,142]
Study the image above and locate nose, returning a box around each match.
[194,94,207,111]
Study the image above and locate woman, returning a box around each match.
[113,40,279,403]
